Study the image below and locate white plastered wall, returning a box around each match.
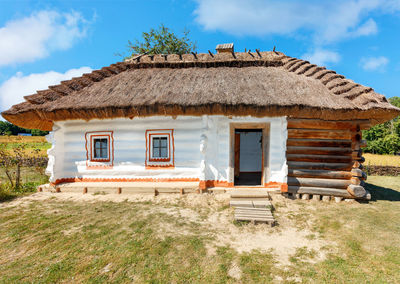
[46,115,287,184]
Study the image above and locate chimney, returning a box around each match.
[216,43,234,54]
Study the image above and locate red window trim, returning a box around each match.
[148,133,171,162]
[90,134,111,162]
[145,129,174,168]
[85,131,114,169]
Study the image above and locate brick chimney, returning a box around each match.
[216,43,234,54]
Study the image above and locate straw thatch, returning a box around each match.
[2,51,399,131]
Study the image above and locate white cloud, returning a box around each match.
[302,49,341,67]
[361,56,389,71]
[0,10,89,67]
[351,18,378,37]
[0,67,92,112]
[194,0,396,43]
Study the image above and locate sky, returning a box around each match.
[1,0,400,116]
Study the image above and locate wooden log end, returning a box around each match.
[351,168,363,177]
[347,184,366,198]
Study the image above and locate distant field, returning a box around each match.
[364,153,400,167]
[0,136,50,157]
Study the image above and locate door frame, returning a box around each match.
[229,123,270,186]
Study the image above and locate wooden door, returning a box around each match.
[234,133,240,177]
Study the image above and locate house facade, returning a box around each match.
[47,115,287,190]
[3,46,399,199]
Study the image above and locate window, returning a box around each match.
[146,129,174,168]
[85,131,114,168]
[152,137,168,158]
[93,138,109,159]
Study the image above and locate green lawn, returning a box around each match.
[0,175,399,283]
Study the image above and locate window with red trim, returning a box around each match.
[85,131,114,168]
[146,129,174,168]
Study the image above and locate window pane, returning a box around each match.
[94,138,108,159]
[94,148,100,158]
[160,147,168,158]
[153,147,159,157]
[160,137,167,147]
[153,138,160,147]
[101,148,108,159]
[101,139,107,149]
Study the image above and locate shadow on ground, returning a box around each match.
[366,182,400,202]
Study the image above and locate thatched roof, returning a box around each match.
[2,51,399,131]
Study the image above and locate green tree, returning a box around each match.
[0,121,48,136]
[127,24,196,57]
[389,97,400,108]
[363,96,400,154]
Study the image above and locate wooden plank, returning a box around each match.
[287,177,350,189]
[288,129,352,140]
[235,213,273,218]
[286,146,352,155]
[287,186,353,198]
[230,200,253,208]
[288,161,353,171]
[234,133,240,177]
[235,211,273,215]
[287,154,352,163]
[287,119,354,130]
[235,216,274,222]
[235,213,274,218]
[235,207,272,212]
[287,139,352,148]
[288,169,352,179]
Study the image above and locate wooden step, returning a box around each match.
[233,206,275,226]
[230,199,272,208]
[230,189,271,198]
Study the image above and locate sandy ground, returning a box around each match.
[0,192,333,265]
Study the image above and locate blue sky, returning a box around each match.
[1,0,400,115]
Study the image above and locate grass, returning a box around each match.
[364,153,400,167]
[0,167,48,202]
[0,175,399,282]
[0,135,50,157]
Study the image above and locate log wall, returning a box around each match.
[286,118,368,199]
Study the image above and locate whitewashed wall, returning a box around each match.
[47,115,287,184]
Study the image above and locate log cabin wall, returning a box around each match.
[286,118,368,199]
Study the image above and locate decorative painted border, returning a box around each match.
[148,133,171,162]
[53,177,287,193]
[85,131,114,169]
[145,129,175,168]
[53,177,199,185]
[89,134,111,162]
